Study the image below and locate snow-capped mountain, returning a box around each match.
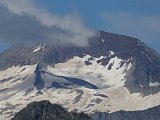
[0,31,160,120]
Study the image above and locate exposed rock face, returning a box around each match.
[92,105,160,120]
[0,31,160,120]
[0,31,160,94]
[12,100,93,120]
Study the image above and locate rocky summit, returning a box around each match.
[12,100,92,120]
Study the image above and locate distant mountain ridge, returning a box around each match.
[92,104,160,120]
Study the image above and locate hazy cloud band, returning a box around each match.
[0,0,95,46]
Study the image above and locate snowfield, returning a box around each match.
[0,54,160,120]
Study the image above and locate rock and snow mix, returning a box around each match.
[0,54,160,120]
[32,44,45,53]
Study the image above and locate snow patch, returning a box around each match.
[33,44,45,53]
[139,84,144,88]
[141,51,144,54]
[82,54,106,64]
[0,57,160,120]
[101,38,104,43]
[47,55,132,89]
[141,51,152,62]
[137,40,141,45]
[149,82,160,87]
[109,51,114,57]
[145,54,152,62]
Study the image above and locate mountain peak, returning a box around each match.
[0,31,160,120]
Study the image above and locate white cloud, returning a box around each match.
[0,0,95,46]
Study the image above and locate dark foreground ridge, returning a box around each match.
[12,100,160,120]
[12,100,93,120]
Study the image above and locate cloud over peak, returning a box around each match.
[0,0,94,46]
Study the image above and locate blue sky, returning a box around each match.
[37,0,160,52]
[36,0,160,26]
[0,43,10,52]
[0,0,160,52]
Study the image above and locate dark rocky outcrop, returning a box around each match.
[12,100,93,120]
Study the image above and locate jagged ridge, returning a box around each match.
[12,100,93,120]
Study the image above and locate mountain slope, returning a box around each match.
[0,31,160,93]
[92,105,160,120]
[0,31,160,119]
